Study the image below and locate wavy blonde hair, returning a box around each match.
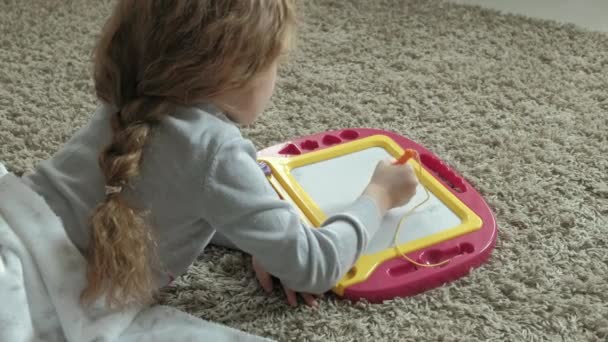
[82,0,296,308]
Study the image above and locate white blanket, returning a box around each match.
[0,169,273,342]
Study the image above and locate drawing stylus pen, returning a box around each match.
[394,149,417,165]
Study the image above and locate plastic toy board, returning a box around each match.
[257,129,497,302]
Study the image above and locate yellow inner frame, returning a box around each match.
[258,135,483,295]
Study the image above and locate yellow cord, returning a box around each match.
[392,155,451,268]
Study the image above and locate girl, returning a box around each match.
[20,0,418,311]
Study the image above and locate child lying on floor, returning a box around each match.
[21,0,418,310]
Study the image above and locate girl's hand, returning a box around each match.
[252,257,320,308]
[363,159,418,213]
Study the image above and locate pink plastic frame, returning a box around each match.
[258,128,497,302]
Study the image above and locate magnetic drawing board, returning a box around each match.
[289,146,463,255]
[259,134,484,295]
[258,129,498,302]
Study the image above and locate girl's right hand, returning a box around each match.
[363,159,418,213]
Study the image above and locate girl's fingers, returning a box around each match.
[253,256,324,308]
[252,258,273,293]
[282,284,298,307]
[301,293,319,308]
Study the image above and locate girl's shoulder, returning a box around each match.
[152,104,248,169]
[170,103,242,150]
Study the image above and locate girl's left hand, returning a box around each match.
[252,257,321,308]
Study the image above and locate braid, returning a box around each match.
[81,98,173,308]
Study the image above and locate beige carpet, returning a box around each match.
[1,0,607,341]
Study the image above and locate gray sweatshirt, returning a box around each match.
[23,103,382,294]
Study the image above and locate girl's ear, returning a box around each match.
[211,60,278,126]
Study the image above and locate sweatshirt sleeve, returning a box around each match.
[199,137,383,294]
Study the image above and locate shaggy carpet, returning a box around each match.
[1,0,607,341]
